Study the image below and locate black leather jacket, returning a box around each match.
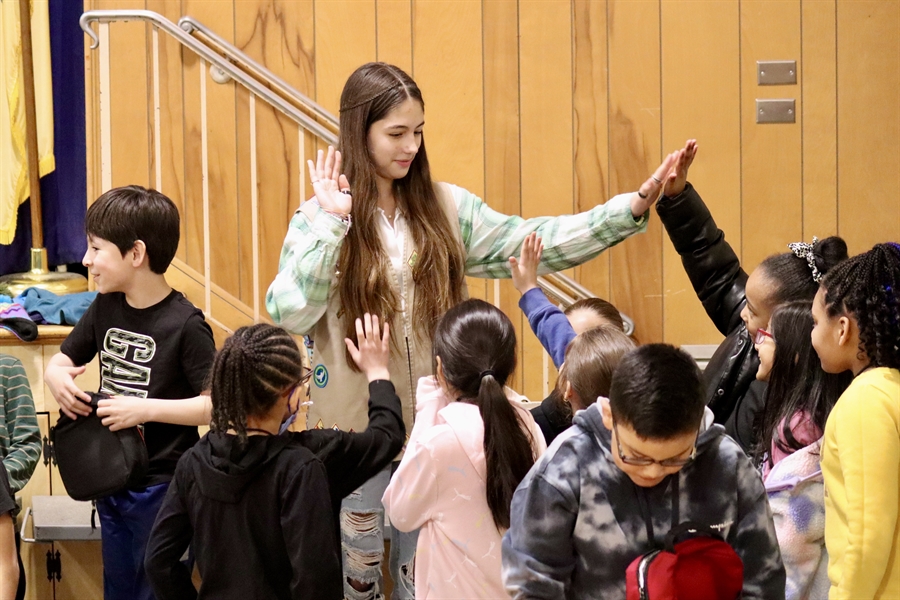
[656,183,766,454]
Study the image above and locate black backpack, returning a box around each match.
[49,392,149,501]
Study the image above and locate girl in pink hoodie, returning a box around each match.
[383,299,546,599]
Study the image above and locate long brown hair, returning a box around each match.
[337,62,467,368]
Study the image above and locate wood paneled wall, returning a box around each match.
[83,0,900,402]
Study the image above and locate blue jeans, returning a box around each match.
[341,463,419,600]
[96,483,170,600]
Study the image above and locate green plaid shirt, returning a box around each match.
[266,184,647,335]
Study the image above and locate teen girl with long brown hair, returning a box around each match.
[266,61,681,599]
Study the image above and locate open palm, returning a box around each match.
[308,145,352,215]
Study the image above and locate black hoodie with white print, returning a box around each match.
[502,403,786,600]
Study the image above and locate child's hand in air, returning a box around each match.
[663,139,698,198]
[509,232,543,295]
[345,313,391,382]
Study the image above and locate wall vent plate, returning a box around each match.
[757,61,797,85]
[756,99,795,124]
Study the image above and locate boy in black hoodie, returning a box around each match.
[145,316,404,599]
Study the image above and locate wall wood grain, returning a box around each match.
[83,0,900,402]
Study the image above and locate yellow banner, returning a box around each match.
[0,0,56,245]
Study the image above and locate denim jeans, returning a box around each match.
[341,462,419,600]
[96,483,170,600]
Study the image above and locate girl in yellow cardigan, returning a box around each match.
[811,242,900,600]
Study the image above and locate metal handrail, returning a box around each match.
[177,16,338,133]
[81,10,635,337]
[175,16,635,335]
[79,10,337,145]
[538,274,635,336]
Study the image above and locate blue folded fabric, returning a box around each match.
[15,287,98,325]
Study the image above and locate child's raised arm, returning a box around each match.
[510,233,576,369]
[344,313,390,382]
[509,232,543,295]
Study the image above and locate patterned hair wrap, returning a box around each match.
[788,236,822,283]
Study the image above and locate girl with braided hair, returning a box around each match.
[145,318,405,600]
[810,242,900,599]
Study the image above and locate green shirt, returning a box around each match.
[0,354,41,493]
[266,184,647,335]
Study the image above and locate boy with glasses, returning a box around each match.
[502,344,786,600]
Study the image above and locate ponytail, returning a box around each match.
[477,373,536,530]
[433,299,535,531]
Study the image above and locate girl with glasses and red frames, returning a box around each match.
[752,301,852,600]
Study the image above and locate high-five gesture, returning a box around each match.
[509,232,543,295]
[345,313,391,383]
[308,145,352,215]
[664,139,698,198]
[630,150,680,217]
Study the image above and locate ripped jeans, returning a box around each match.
[341,462,418,600]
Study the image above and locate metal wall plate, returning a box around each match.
[757,60,797,85]
[756,99,795,124]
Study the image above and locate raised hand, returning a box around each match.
[509,232,544,295]
[308,145,352,215]
[345,313,391,383]
[663,139,698,198]
[630,151,680,217]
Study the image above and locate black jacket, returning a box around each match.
[530,391,571,447]
[656,184,766,453]
[145,380,406,600]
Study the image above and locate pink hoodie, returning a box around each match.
[383,376,546,599]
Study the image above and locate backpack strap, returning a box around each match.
[637,475,681,548]
[637,488,655,546]
[663,521,726,553]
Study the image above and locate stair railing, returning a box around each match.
[175,15,635,337]
[81,10,634,401]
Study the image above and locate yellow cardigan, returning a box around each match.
[822,367,900,599]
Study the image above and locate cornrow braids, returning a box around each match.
[820,243,900,370]
[209,324,304,445]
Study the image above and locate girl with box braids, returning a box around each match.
[820,242,900,370]
[208,324,303,444]
[810,242,900,598]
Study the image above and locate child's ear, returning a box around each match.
[563,381,574,400]
[599,397,613,431]
[837,314,854,347]
[130,240,148,267]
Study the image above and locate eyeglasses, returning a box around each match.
[284,367,314,412]
[754,328,775,345]
[612,419,697,468]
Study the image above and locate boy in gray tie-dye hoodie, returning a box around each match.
[502,344,786,600]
